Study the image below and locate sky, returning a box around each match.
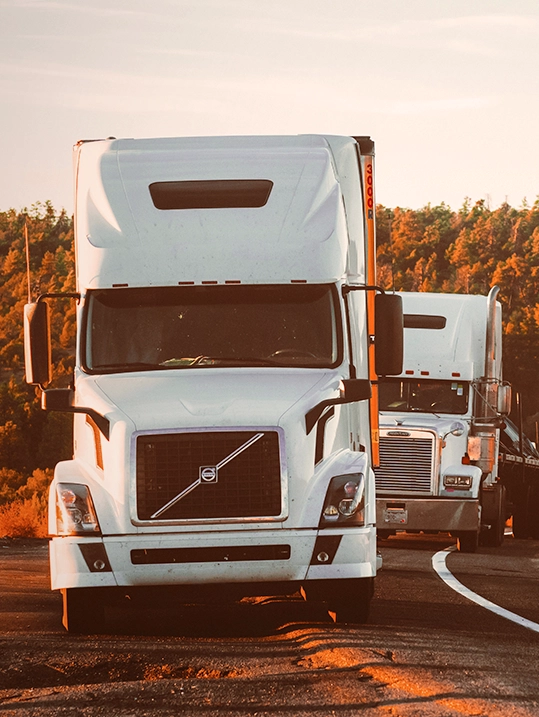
[1,0,538,214]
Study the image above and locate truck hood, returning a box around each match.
[379,413,469,438]
[92,370,338,432]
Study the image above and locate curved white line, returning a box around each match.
[432,546,539,634]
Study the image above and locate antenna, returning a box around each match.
[24,219,32,303]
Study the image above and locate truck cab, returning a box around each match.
[24,134,403,631]
[375,288,510,552]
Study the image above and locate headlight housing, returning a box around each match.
[443,474,473,489]
[55,483,101,535]
[320,473,365,526]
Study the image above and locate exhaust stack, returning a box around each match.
[472,285,501,478]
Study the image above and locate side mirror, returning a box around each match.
[498,382,512,416]
[24,301,52,387]
[341,378,372,402]
[375,293,403,376]
[443,421,465,439]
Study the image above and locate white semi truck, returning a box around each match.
[375,288,511,552]
[24,134,403,631]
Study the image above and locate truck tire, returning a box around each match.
[529,486,539,540]
[330,577,373,624]
[456,531,478,553]
[301,577,373,624]
[61,588,106,634]
[480,486,506,547]
[512,489,530,539]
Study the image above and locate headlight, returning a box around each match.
[443,474,472,488]
[55,483,101,535]
[320,473,365,526]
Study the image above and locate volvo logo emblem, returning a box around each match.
[200,466,218,483]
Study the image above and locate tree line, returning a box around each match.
[376,198,539,430]
[0,198,538,534]
[0,202,74,535]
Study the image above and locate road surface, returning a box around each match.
[0,533,538,716]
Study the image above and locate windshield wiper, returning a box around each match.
[209,356,284,366]
[93,362,162,371]
[160,355,283,367]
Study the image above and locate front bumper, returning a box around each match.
[49,527,377,591]
[376,497,480,532]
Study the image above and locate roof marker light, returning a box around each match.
[112,283,129,288]
[291,279,307,283]
[452,372,461,377]
[178,281,195,285]
[405,370,414,375]
[201,281,218,285]
[421,371,429,376]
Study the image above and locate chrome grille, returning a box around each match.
[136,431,282,521]
[375,435,434,494]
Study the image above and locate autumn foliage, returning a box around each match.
[376,197,539,423]
[0,202,74,536]
[0,198,539,536]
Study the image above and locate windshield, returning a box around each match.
[83,284,341,373]
[379,378,469,415]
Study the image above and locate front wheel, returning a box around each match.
[456,531,479,553]
[480,486,506,547]
[512,486,531,539]
[61,587,106,634]
[302,578,374,624]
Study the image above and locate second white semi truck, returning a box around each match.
[375,288,511,552]
[24,134,403,631]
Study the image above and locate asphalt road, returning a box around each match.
[0,533,538,716]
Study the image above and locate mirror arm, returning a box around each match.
[305,379,372,434]
[341,284,385,296]
[41,389,110,440]
[306,398,343,435]
[69,407,110,440]
[46,405,110,440]
[37,292,81,304]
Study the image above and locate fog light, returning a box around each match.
[93,559,106,571]
[317,552,330,563]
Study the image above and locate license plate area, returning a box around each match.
[384,506,408,525]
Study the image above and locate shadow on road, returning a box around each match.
[101,593,335,638]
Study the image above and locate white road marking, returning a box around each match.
[432,546,539,634]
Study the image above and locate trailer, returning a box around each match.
[498,417,539,540]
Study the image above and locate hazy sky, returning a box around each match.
[1,0,538,213]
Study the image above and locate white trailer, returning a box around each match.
[24,134,403,631]
[376,288,510,552]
